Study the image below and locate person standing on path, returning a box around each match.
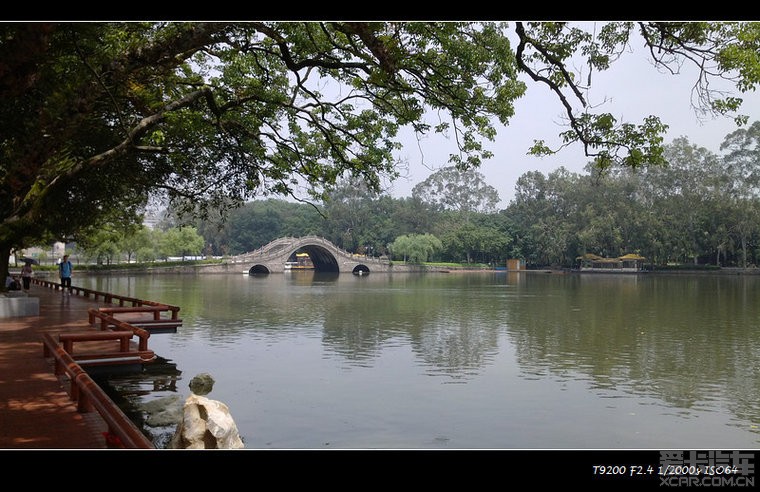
[58,254,73,294]
[20,261,33,290]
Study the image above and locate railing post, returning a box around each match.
[70,379,80,402]
[119,334,130,352]
[77,390,91,413]
[136,329,150,351]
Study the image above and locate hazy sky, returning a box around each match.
[384,28,760,207]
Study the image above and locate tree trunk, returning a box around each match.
[0,243,11,292]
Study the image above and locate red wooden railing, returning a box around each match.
[32,278,180,319]
[41,333,155,449]
[34,277,183,449]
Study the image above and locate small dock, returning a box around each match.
[0,279,182,449]
[34,278,182,370]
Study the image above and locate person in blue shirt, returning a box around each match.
[59,254,73,293]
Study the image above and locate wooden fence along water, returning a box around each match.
[33,278,182,449]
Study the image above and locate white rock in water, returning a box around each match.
[170,393,244,449]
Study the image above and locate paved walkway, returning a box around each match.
[0,284,109,449]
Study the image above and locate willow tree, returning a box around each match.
[1,22,758,286]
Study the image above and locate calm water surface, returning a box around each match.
[78,271,760,449]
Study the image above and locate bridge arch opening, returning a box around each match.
[248,265,270,275]
[352,264,370,275]
[293,246,339,273]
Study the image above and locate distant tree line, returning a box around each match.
[38,122,760,269]
[167,122,760,269]
[73,225,207,265]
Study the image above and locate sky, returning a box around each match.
[381,27,760,208]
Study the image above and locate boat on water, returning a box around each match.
[284,252,314,270]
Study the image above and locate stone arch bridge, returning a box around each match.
[229,236,409,275]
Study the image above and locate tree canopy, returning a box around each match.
[2,21,758,285]
[412,166,501,214]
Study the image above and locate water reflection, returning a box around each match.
[83,271,760,448]
[94,356,182,448]
[320,273,503,376]
[503,274,760,426]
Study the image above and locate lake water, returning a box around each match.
[77,271,760,450]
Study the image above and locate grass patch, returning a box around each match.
[651,264,721,271]
[422,262,493,269]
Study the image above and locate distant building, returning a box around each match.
[52,242,66,258]
[143,211,161,230]
[578,253,646,272]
